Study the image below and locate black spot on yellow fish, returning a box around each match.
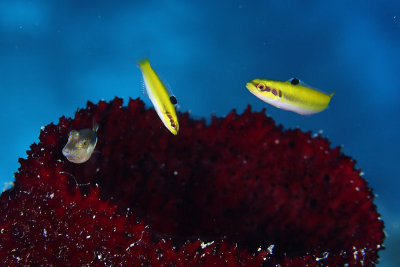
[291,78,299,85]
[170,96,178,105]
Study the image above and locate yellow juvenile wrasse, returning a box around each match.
[138,58,179,135]
[62,124,98,164]
[246,78,334,115]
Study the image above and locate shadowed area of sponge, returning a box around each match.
[0,97,384,266]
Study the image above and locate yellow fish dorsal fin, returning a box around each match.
[138,59,177,101]
[288,77,301,85]
[288,77,334,97]
[158,73,179,106]
[288,77,314,88]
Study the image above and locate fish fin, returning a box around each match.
[92,119,99,132]
[289,77,314,87]
[141,80,147,96]
[147,64,178,106]
[289,78,333,96]
[159,74,177,101]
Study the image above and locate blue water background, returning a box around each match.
[0,0,399,265]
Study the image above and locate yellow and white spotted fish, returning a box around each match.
[246,78,334,115]
[138,58,179,135]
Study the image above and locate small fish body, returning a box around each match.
[246,78,334,115]
[62,124,98,164]
[138,58,179,135]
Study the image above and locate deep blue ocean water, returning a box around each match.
[0,0,399,265]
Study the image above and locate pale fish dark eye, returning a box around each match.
[82,140,89,147]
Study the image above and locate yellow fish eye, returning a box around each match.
[257,83,270,92]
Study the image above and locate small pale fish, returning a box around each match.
[246,77,334,115]
[138,58,179,135]
[62,123,98,164]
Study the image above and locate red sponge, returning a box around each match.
[0,98,384,266]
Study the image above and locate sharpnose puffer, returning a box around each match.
[138,58,179,135]
[62,125,98,164]
[246,78,334,115]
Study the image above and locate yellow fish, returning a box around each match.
[246,78,334,115]
[138,58,179,135]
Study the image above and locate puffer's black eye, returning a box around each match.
[170,96,178,105]
[291,78,299,85]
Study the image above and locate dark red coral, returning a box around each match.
[0,97,384,266]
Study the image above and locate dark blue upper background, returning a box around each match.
[0,0,399,265]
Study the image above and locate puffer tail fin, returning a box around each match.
[92,118,99,132]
